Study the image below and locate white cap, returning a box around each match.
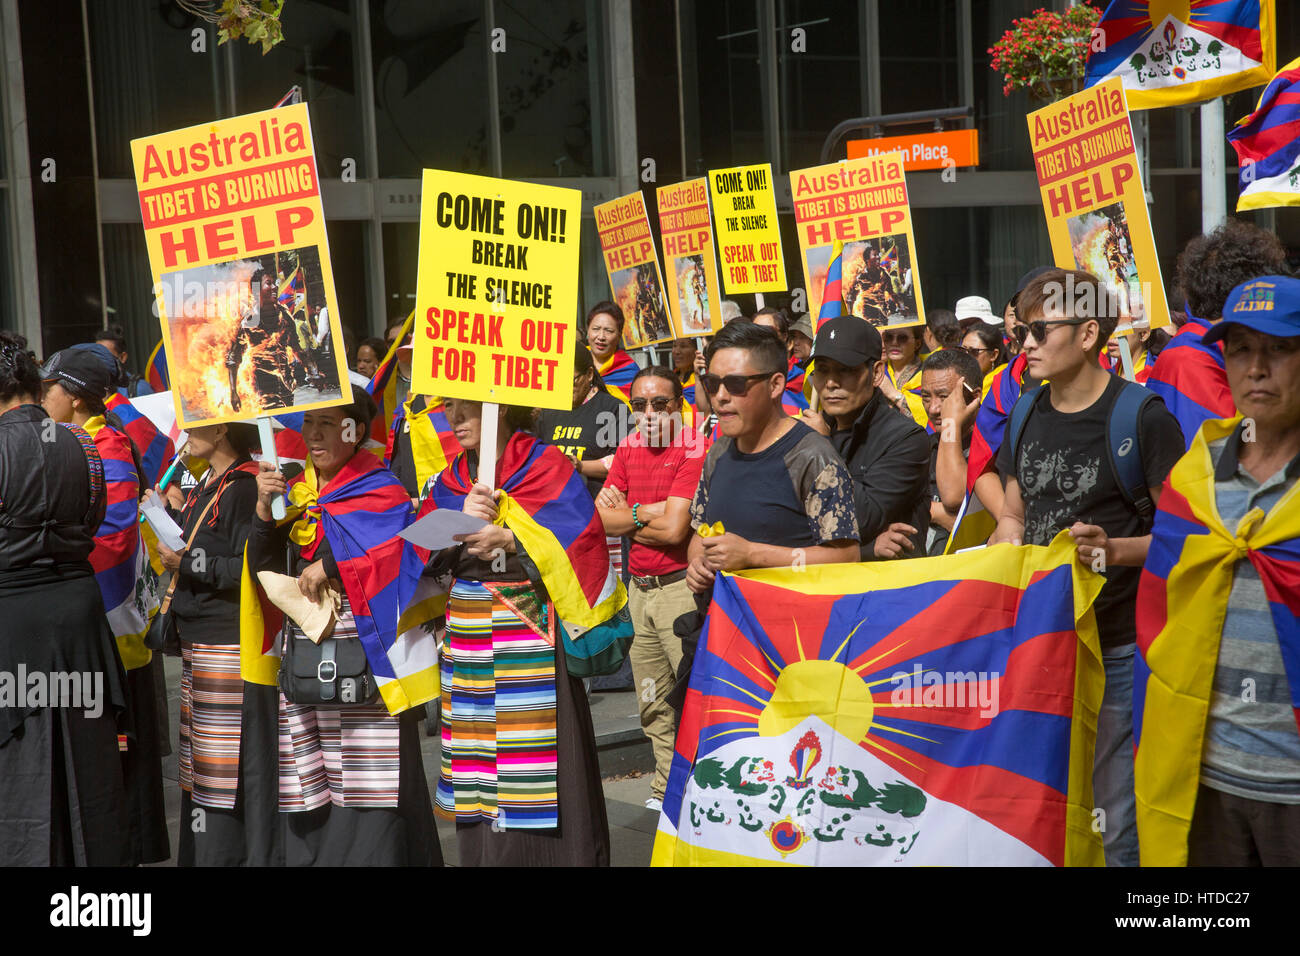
[954,295,998,326]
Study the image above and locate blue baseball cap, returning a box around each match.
[1204,275,1300,344]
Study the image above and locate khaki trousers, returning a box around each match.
[627,576,695,800]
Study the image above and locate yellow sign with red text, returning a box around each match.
[1027,78,1169,331]
[790,151,925,329]
[412,169,582,410]
[594,191,675,348]
[131,103,352,427]
[707,163,787,295]
[656,179,723,337]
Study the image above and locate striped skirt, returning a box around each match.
[277,603,402,812]
[437,578,559,829]
[179,642,243,809]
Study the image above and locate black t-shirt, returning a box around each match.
[927,429,971,556]
[536,390,633,498]
[996,375,1184,648]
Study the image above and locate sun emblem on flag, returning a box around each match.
[767,816,806,857]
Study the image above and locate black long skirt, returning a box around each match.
[122,657,170,865]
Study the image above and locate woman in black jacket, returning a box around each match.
[0,332,131,865]
[157,421,279,865]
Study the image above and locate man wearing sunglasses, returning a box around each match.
[990,268,1184,867]
[686,321,859,595]
[801,316,932,560]
[596,367,709,813]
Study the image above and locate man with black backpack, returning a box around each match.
[990,268,1184,867]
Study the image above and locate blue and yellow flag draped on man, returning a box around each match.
[653,531,1106,866]
[1134,416,1300,865]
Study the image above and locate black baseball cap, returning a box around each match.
[1006,266,1056,315]
[41,348,114,402]
[813,315,882,368]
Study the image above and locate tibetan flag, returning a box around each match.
[81,416,157,671]
[943,490,997,555]
[966,353,1030,494]
[599,349,639,406]
[367,311,414,449]
[385,395,461,495]
[817,240,844,329]
[1134,416,1300,865]
[1145,315,1234,451]
[1227,56,1300,210]
[1084,1,1275,110]
[885,363,927,430]
[145,339,168,392]
[652,531,1106,867]
[277,265,306,311]
[239,453,440,714]
[420,431,625,630]
[781,359,811,417]
[106,391,175,489]
[681,372,699,430]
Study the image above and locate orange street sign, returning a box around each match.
[847,128,979,171]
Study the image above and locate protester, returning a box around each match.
[355,336,387,379]
[43,347,169,866]
[670,336,701,427]
[585,300,638,404]
[1002,266,1053,356]
[923,307,962,355]
[877,325,928,427]
[687,321,860,595]
[596,367,708,813]
[249,393,441,866]
[0,333,131,865]
[917,348,983,555]
[962,323,1008,380]
[1104,325,1168,383]
[755,305,811,413]
[537,344,634,499]
[801,316,931,559]
[1148,219,1288,449]
[385,316,407,350]
[95,325,154,397]
[954,295,998,332]
[788,314,814,364]
[1135,274,1300,867]
[422,399,616,866]
[989,269,1184,867]
[720,300,744,324]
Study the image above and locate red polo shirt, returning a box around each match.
[603,425,709,576]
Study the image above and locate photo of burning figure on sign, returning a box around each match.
[1067,201,1143,325]
[673,254,712,336]
[842,237,918,327]
[612,261,673,348]
[157,245,346,424]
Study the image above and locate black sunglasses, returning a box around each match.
[1024,317,1091,344]
[699,371,781,396]
[630,397,675,413]
[963,346,996,357]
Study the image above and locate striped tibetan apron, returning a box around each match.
[437,578,559,829]
[179,642,243,809]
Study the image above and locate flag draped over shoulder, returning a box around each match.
[653,531,1106,867]
[1084,0,1274,110]
[106,391,175,489]
[1145,316,1235,451]
[385,395,460,493]
[1134,416,1300,865]
[1227,56,1300,210]
[420,432,625,630]
[238,452,441,714]
[81,417,156,670]
[599,349,639,406]
[966,352,1029,493]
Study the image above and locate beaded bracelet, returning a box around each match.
[632,502,645,530]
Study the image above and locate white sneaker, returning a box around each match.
[645,797,664,813]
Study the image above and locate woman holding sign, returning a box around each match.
[420,399,619,866]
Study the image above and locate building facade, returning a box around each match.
[2,0,1297,372]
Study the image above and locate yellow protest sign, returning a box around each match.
[707,163,787,294]
[656,179,723,337]
[594,191,674,348]
[412,170,581,410]
[131,103,352,428]
[1027,79,1170,331]
[790,151,925,329]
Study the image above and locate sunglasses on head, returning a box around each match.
[630,397,675,412]
[699,370,780,396]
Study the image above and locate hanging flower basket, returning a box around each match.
[989,5,1102,102]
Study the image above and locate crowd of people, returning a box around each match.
[0,217,1296,867]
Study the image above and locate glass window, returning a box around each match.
[879,0,960,115]
[88,1,224,178]
[101,224,160,377]
[371,1,490,178]
[972,0,1042,172]
[322,220,369,348]
[381,222,420,328]
[776,0,861,171]
[687,0,764,173]
[0,190,14,333]
[496,0,609,178]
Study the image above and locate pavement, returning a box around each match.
[152,654,660,866]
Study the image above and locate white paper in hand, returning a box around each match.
[141,491,185,551]
[398,508,490,551]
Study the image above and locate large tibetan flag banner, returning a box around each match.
[1227,57,1300,210]
[1133,415,1300,865]
[653,532,1106,867]
[1084,0,1274,110]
